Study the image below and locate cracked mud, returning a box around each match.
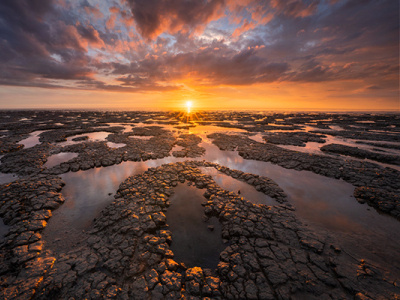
[0,111,399,299]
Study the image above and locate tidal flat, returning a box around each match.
[0,110,399,299]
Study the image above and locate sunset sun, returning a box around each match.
[186,100,193,113]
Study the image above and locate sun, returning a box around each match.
[186,100,192,113]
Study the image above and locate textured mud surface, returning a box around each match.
[0,111,399,299]
[320,143,400,166]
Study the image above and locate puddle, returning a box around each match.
[247,133,265,143]
[167,183,226,269]
[171,145,185,152]
[278,142,326,156]
[200,141,386,229]
[199,142,358,231]
[356,120,376,124]
[18,130,46,148]
[43,156,187,252]
[58,131,111,146]
[329,125,344,131]
[187,125,247,135]
[107,142,126,148]
[46,163,146,226]
[44,153,79,169]
[107,123,134,133]
[129,136,153,140]
[0,173,18,185]
[200,167,277,205]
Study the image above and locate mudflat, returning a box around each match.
[0,110,399,299]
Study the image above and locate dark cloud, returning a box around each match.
[0,0,100,87]
[76,23,104,46]
[270,0,320,18]
[286,59,330,82]
[126,0,225,39]
[0,0,53,56]
[109,46,289,88]
[251,0,399,88]
[114,75,180,91]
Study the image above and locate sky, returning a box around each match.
[0,0,398,111]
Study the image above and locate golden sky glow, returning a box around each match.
[0,82,398,111]
[0,0,398,111]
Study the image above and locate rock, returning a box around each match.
[160,270,182,292]
[165,259,179,271]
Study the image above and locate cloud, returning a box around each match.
[83,3,104,19]
[286,59,331,82]
[0,0,102,87]
[270,0,320,18]
[0,0,397,96]
[125,0,225,39]
[76,23,105,48]
[367,85,382,90]
[232,19,256,38]
[109,46,289,89]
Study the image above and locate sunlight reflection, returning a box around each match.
[186,100,192,114]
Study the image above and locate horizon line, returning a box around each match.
[0,108,399,113]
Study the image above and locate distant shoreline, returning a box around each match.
[0,108,398,114]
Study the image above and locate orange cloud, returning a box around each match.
[232,19,256,37]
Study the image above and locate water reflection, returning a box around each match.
[171,145,184,152]
[107,142,126,148]
[0,172,18,185]
[18,130,46,148]
[58,131,111,146]
[247,133,265,143]
[167,183,226,269]
[49,162,147,229]
[200,167,277,206]
[42,122,400,275]
[187,125,247,135]
[44,152,79,169]
[198,144,400,274]
[329,125,344,131]
[43,156,187,251]
[107,123,134,133]
[129,136,153,140]
[278,142,326,156]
